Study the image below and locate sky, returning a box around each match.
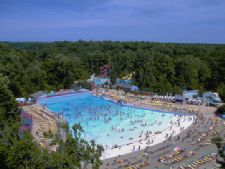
[0,0,225,43]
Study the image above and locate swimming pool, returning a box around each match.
[37,92,191,150]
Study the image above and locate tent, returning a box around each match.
[175,95,184,102]
[130,85,139,91]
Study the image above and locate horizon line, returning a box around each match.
[1,40,225,45]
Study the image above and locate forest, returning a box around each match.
[0,41,225,168]
[0,41,225,100]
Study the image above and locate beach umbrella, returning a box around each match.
[174,146,182,151]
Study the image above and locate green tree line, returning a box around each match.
[1,41,225,100]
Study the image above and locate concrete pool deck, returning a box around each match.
[101,116,193,159]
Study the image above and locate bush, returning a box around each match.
[217,83,225,102]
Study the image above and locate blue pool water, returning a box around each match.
[38,92,180,148]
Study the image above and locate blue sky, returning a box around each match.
[0,0,225,43]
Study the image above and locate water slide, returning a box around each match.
[122,72,135,80]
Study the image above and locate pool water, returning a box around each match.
[38,92,181,148]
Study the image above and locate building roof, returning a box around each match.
[183,90,198,94]
[175,95,184,101]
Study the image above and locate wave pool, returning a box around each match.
[37,92,192,154]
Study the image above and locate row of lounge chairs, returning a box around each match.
[160,151,195,165]
[177,152,217,169]
[124,161,150,169]
[109,159,150,169]
[158,149,184,164]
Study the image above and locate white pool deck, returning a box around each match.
[101,116,194,159]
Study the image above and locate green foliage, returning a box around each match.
[41,55,88,90]
[6,133,47,169]
[211,134,224,148]
[60,123,70,132]
[0,74,103,169]
[211,135,225,168]
[0,74,18,120]
[73,80,91,90]
[217,83,225,102]
[1,42,225,100]
[56,124,103,169]
[43,130,54,139]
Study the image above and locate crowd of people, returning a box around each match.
[99,88,224,168]
[53,90,195,154]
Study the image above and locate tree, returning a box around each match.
[55,124,104,169]
[211,135,225,169]
[211,134,223,148]
[6,133,47,169]
[217,83,225,102]
[0,74,18,125]
[0,72,103,169]
[42,55,88,90]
